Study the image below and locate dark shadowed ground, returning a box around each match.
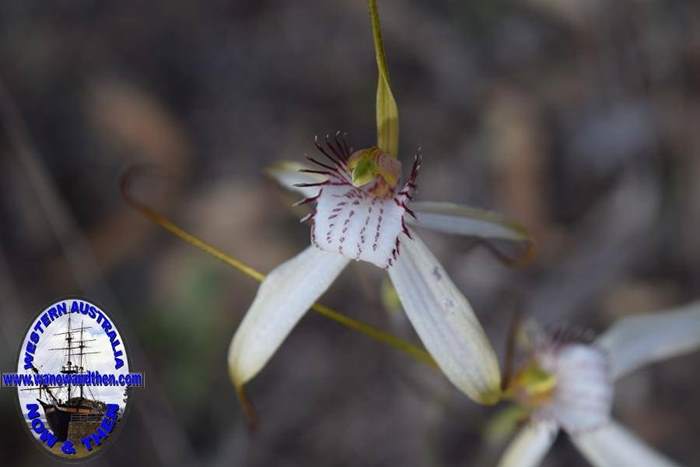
[1,1,699,466]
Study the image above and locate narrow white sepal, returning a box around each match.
[407,201,529,242]
[228,246,349,386]
[387,230,501,403]
[596,302,700,380]
[571,420,682,467]
[498,421,558,467]
[265,161,323,198]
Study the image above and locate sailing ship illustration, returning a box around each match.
[24,314,109,442]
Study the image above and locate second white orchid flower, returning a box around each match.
[498,302,700,467]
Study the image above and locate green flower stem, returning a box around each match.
[369,0,399,157]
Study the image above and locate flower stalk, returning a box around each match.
[369,0,399,157]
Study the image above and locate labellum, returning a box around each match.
[295,134,420,269]
[507,333,614,434]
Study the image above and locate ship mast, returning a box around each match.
[79,321,84,399]
[50,315,98,404]
[66,314,72,400]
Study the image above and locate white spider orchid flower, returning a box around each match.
[229,135,531,405]
[498,302,700,467]
[228,0,532,407]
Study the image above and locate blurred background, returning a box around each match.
[1,0,699,466]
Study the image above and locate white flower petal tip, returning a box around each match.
[596,301,700,380]
[535,344,613,434]
[265,161,324,198]
[228,246,349,387]
[498,422,558,467]
[572,420,682,467]
[407,202,534,266]
[387,231,502,404]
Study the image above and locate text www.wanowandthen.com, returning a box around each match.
[1,371,144,388]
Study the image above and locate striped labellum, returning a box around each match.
[295,134,420,269]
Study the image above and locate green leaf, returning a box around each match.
[368,0,399,157]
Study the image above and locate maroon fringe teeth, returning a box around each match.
[389,153,422,266]
[292,132,352,234]
[294,132,354,191]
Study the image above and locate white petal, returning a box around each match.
[407,201,529,242]
[596,302,700,380]
[228,246,349,386]
[536,344,613,433]
[265,161,324,198]
[571,420,681,467]
[498,422,559,467]
[387,231,501,403]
